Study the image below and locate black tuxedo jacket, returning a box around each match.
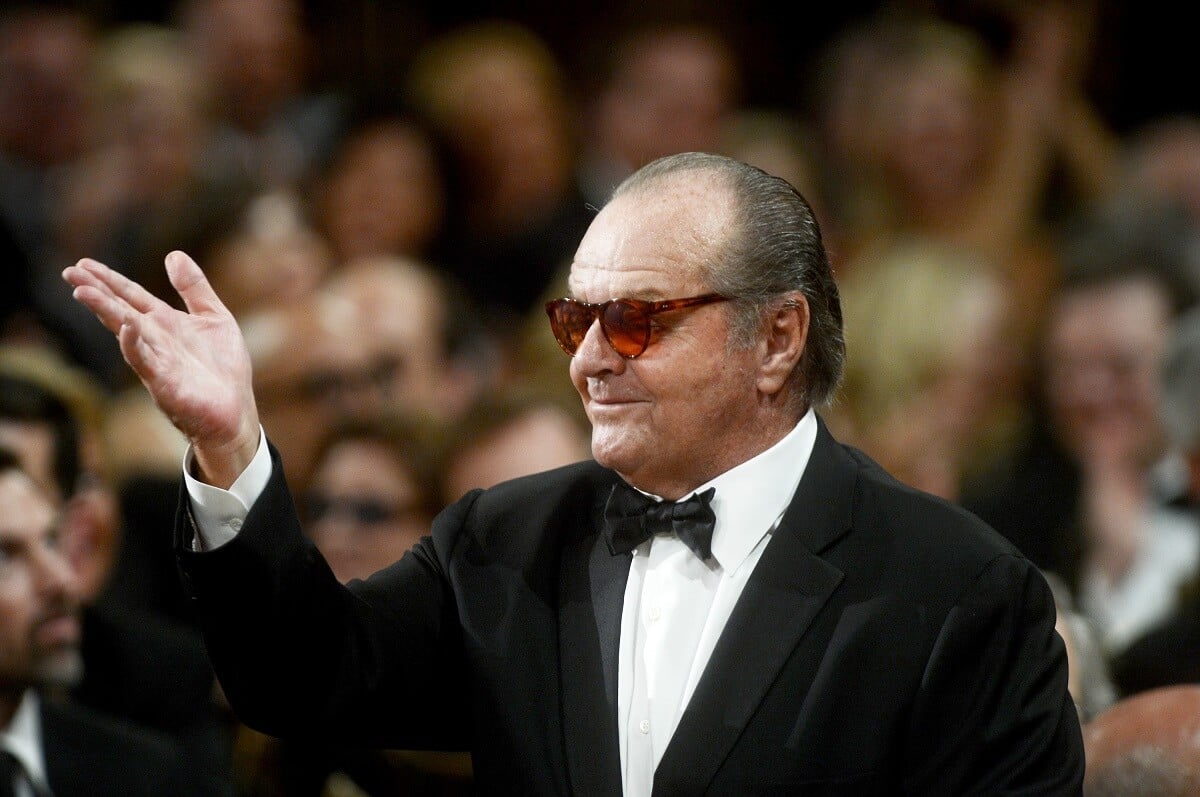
[40,697,190,796]
[177,417,1083,795]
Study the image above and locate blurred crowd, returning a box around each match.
[4,0,1200,793]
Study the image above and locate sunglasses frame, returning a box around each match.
[544,293,731,358]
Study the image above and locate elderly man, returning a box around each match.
[64,152,1083,794]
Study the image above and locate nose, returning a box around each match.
[570,318,626,377]
[34,542,79,602]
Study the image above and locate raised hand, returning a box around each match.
[63,251,260,488]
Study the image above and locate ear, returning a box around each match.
[757,293,808,398]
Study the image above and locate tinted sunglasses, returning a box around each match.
[544,293,731,358]
[305,492,411,526]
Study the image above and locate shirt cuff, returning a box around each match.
[183,426,271,551]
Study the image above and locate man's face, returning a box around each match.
[0,470,81,693]
[567,174,766,498]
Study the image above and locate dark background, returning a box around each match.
[91,0,1200,138]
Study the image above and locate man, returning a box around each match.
[0,358,238,796]
[0,447,190,795]
[64,152,1084,793]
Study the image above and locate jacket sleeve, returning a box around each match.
[175,441,476,751]
[904,554,1085,795]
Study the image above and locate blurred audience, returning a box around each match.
[176,0,344,193]
[406,20,592,335]
[0,345,236,795]
[1107,305,1200,696]
[439,387,592,503]
[320,254,499,422]
[961,204,1199,661]
[831,239,1020,501]
[821,5,1118,357]
[241,287,379,489]
[200,190,333,321]
[1045,571,1117,724]
[0,446,195,795]
[575,20,741,207]
[302,413,442,585]
[308,99,450,267]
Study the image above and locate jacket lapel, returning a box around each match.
[654,418,857,793]
[557,474,629,795]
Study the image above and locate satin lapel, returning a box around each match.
[558,483,629,795]
[654,418,858,793]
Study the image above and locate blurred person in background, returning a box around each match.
[321,254,499,423]
[0,1,102,381]
[303,413,442,585]
[308,98,450,268]
[0,447,195,795]
[438,386,592,504]
[961,206,1199,663]
[830,239,1021,502]
[820,4,1118,359]
[176,0,344,194]
[199,190,334,321]
[0,345,237,796]
[574,21,742,208]
[1105,305,1200,697]
[240,286,382,490]
[406,20,592,337]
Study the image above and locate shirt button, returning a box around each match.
[227,518,243,531]
[648,606,661,621]
[639,719,650,734]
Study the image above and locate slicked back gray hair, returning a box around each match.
[610,151,845,408]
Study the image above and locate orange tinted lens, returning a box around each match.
[546,300,596,355]
[602,300,651,357]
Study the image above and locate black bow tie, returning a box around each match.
[603,482,717,560]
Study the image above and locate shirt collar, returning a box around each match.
[690,409,818,573]
[1,690,48,789]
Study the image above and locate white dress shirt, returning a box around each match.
[2,690,51,797]
[184,413,818,797]
[1080,503,1200,655]
[616,410,815,797]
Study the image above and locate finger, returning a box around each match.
[164,250,227,316]
[117,316,156,378]
[71,258,161,314]
[69,284,139,337]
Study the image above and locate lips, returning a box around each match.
[35,613,80,647]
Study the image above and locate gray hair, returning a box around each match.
[611,151,845,408]
[1161,305,1200,452]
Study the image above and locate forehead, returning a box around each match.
[568,171,734,299]
[1051,278,1172,344]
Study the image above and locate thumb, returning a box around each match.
[165,250,226,316]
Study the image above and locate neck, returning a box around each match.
[626,409,806,500]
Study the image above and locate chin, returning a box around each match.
[37,648,85,689]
